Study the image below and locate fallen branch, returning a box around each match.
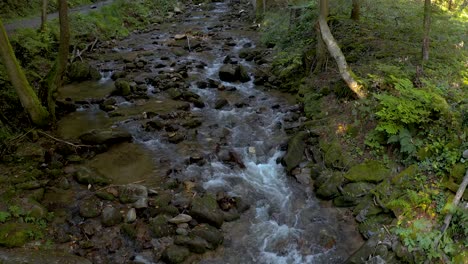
[318,16,366,99]
[71,38,99,63]
[432,160,468,250]
[37,130,92,148]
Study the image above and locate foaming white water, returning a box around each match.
[99,71,113,83]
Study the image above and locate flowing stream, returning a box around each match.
[58,1,362,262]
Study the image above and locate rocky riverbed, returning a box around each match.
[0,1,368,263]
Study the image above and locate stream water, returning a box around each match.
[57,1,362,263]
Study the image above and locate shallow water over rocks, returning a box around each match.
[56,1,364,263]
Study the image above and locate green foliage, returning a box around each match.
[0,211,11,223]
[8,205,22,218]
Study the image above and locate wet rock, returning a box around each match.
[167,88,183,100]
[113,79,131,96]
[68,61,101,82]
[101,206,122,227]
[174,235,210,253]
[74,166,111,185]
[150,214,177,238]
[126,208,137,223]
[0,223,37,247]
[222,209,240,222]
[119,184,148,203]
[191,224,223,248]
[168,132,185,144]
[176,228,189,236]
[219,64,236,82]
[145,120,164,131]
[346,232,390,264]
[162,245,190,264]
[315,170,344,199]
[95,191,115,201]
[282,131,308,172]
[236,65,250,82]
[182,118,202,128]
[188,97,205,108]
[133,197,148,208]
[0,249,92,264]
[79,196,101,218]
[190,194,224,228]
[214,98,228,109]
[344,160,390,183]
[169,214,192,224]
[111,71,126,80]
[196,80,208,88]
[79,128,132,145]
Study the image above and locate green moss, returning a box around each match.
[450,163,467,183]
[282,131,307,172]
[320,139,352,169]
[0,223,37,247]
[344,160,390,183]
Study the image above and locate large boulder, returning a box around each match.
[315,170,344,199]
[190,194,224,228]
[218,64,251,83]
[68,61,101,82]
[79,128,132,145]
[282,131,308,172]
[191,224,223,248]
[113,79,131,96]
[344,160,390,183]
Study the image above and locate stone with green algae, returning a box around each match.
[0,223,37,247]
[344,160,390,183]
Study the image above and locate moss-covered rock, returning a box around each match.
[79,196,101,218]
[68,61,101,82]
[282,131,307,172]
[149,214,176,238]
[344,160,390,183]
[320,139,352,169]
[74,166,111,186]
[162,244,190,264]
[0,223,36,247]
[174,235,210,253]
[113,79,131,96]
[315,170,344,199]
[358,214,393,239]
[191,224,223,248]
[190,194,224,228]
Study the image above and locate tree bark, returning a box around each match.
[46,0,69,122]
[318,17,366,98]
[351,0,360,21]
[448,0,453,10]
[422,0,431,61]
[40,0,48,32]
[314,0,329,73]
[0,19,49,126]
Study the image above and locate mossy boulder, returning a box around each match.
[174,235,210,253]
[68,61,101,82]
[74,166,111,186]
[357,214,393,239]
[79,196,101,218]
[190,194,224,228]
[191,224,223,248]
[162,245,190,264]
[320,139,352,169]
[113,79,131,96]
[450,163,467,183]
[344,160,390,183]
[315,170,344,199]
[282,131,308,172]
[0,223,37,247]
[79,128,132,145]
[149,214,176,238]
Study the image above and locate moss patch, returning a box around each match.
[344,160,390,183]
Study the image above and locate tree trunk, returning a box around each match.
[351,0,360,21]
[314,0,329,73]
[422,0,431,61]
[45,0,69,122]
[40,0,48,32]
[0,19,49,126]
[318,16,366,98]
[448,0,452,10]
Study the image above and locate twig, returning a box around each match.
[37,131,92,148]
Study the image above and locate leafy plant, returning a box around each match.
[0,211,11,223]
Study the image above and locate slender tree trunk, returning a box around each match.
[422,0,431,61]
[0,19,49,126]
[448,0,452,10]
[314,0,329,73]
[351,0,360,21]
[40,0,48,32]
[45,0,69,122]
[318,16,366,98]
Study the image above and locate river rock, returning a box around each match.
[236,65,250,82]
[345,232,391,264]
[79,196,102,218]
[113,79,131,96]
[74,166,111,185]
[191,224,223,248]
[119,184,148,203]
[101,206,122,227]
[169,214,192,224]
[190,194,224,228]
[174,235,210,253]
[344,160,390,183]
[219,64,236,82]
[162,245,190,264]
[282,131,308,172]
[79,128,132,145]
[125,208,137,223]
[150,214,177,238]
[68,61,101,82]
[315,170,344,199]
[0,248,92,264]
[214,98,229,109]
